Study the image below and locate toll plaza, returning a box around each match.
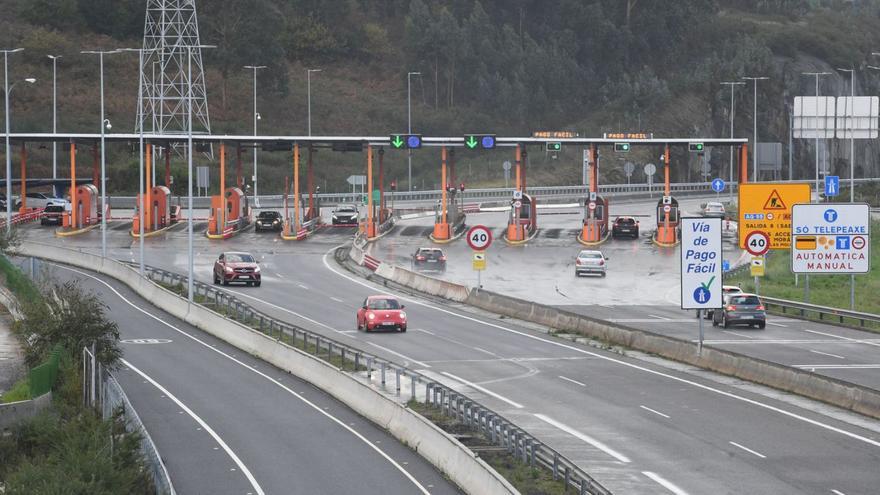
[578,144,609,245]
[207,143,253,239]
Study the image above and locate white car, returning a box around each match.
[703,201,726,218]
[574,250,608,277]
[14,192,67,209]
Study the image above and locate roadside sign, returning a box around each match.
[588,202,596,210]
[711,178,725,193]
[644,163,656,176]
[513,190,523,200]
[750,256,765,277]
[744,230,770,256]
[466,225,493,251]
[738,183,811,250]
[589,191,597,201]
[791,203,870,274]
[680,217,723,310]
[722,260,731,272]
[472,252,486,271]
[663,204,671,213]
[513,200,522,208]
[825,176,840,197]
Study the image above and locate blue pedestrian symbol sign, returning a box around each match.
[825,176,839,197]
[711,178,725,193]
[824,208,838,223]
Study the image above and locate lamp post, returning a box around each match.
[307,68,321,136]
[407,71,421,191]
[742,76,769,182]
[836,68,856,202]
[721,81,745,203]
[3,48,25,231]
[47,55,61,180]
[82,49,120,258]
[801,72,831,201]
[244,65,266,206]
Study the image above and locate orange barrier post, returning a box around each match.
[740,143,749,185]
[581,144,599,243]
[432,146,450,240]
[307,146,315,220]
[655,144,677,245]
[66,142,76,228]
[236,145,243,190]
[378,147,384,222]
[18,143,26,213]
[92,146,99,190]
[165,147,171,188]
[294,142,301,234]
[507,145,523,242]
[366,144,377,237]
[145,144,152,232]
[282,176,290,236]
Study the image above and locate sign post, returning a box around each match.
[681,217,723,353]
[467,225,493,288]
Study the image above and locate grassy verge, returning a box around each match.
[727,220,880,318]
[409,401,571,495]
[0,254,41,302]
[1,377,31,403]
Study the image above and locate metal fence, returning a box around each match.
[139,261,612,495]
[83,347,176,495]
[762,296,880,328]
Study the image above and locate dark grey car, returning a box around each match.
[713,293,766,329]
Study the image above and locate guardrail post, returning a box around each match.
[488,415,496,443]
[564,465,570,489]
[328,341,334,361]
[395,368,401,395]
[441,389,448,416]
[355,352,360,372]
[529,441,536,467]
[341,348,346,370]
[315,336,322,356]
[580,478,587,495]
[553,453,558,480]
[410,374,417,401]
[259,316,265,333]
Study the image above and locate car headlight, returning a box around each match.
[224,266,233,273]
[332,214,338,219]
[367,312,375,320]
[254,266,260,273]
[399,312,406,320]
[273,219,279,224]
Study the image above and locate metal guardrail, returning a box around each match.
[138,261,611,495]
[761,296,880,328]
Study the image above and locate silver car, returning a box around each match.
[703,201,726,218]
[574,250,608,277]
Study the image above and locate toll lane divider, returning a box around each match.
[346,245,880,421]
[19,241,530,495]
[0,208,45,229]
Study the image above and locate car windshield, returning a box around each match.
[337,206,357,212]
[226,253,255,263]
[45,205,64,213]
[722,287,742,294]
[730,295,760,305]
[578,252,603,259]
[368,298,400,310]
[617,218,636,225]
[707,203,724,210]
[258,212,278,219]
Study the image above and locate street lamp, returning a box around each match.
[836,68,856,202]
[721,81,745,203]
[244,65,266,206]
[47,55,62,180]
[742,76,769,182]
[407,71,421,191]
[307,68,321,136]
[3,47,28,231]
[82,49,120,258]
[801,72,831,201]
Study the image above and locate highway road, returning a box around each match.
[18,195,880,494]
[26,259,460,495]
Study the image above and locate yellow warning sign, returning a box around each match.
[750,256,765,277]
[763,190,787,210]
[738,183,811,250]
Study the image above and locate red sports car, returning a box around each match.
[357,295,407,332]
[213,251,261,287]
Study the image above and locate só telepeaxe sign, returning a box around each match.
[681,217,723,310]
[791,203,871,274]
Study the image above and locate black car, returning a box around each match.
[413,247,446,272]
[255,211,283,232]
[713,293,766,329]
[332,204,359,225]
[611,216,639,238]
[41,204,65,226]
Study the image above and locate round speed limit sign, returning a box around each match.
[745,230,770,256]
[467,225,493,251]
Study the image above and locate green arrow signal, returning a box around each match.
[465,136,478,149]
[391,135,404,149]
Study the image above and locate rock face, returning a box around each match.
[0,314,25,397]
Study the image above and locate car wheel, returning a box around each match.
[222,278,229,286]
[722,315,730,328]
[712,319,718,327]
[213,274,219,285]
[255,281,261,287]
[758,322,766,329]
[574,271,580,277]
[601,272,606,277]
[356,319,361,331]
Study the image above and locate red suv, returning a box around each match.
[213,252,261,287]
[357,296,407,332]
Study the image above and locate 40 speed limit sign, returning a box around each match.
[466,225,493,251]
[744,230,770,256]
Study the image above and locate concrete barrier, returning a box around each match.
[346,250,880,420]
[22,241,518,495]
[0,392,52,430]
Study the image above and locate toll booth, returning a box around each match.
[655,197,680,245]
[507,192,537,242]
[579,195,609,244]
[133,185,174,233]
[64,184,99,229]
[209,187,252,237]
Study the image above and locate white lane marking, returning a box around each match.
[831,490,847,495]
[558,375,586,387]
[121,358,266,495]
[441,372,523,409]
[275,273,284,278]
[766,321,787,327]
[809,350,846,360]
[473,346,497,356]
[728,441,767,459]
[700,339,878,345]
[642,471,689,495]
[322,247,880,449]
[367,342,432,369]
[804,329,880,349]
[648,314,671,320]
[415,328,435,335]
[723,331,755,339]
[795,364,880,370]
[298,283,309,290]
[608,318,701,323]
[226,288,347,336]
[330,297,345,303]
[533,414,630,463]
[640,405,670,419]
[54,264,432,494]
